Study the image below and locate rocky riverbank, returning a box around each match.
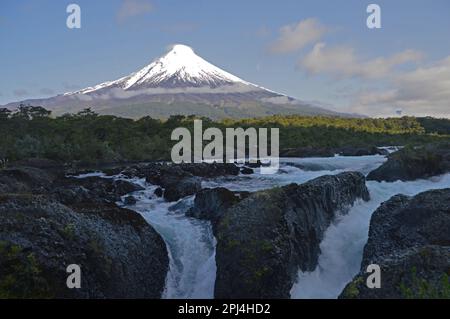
[202,172,370,298]
[367,142,450,182]
[340,188,450,299]
[0,159,169,298]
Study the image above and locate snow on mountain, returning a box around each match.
[4,44,350,119]
[66,44,261,95]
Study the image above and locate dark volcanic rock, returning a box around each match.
[340,188,450,299]
[114,179,144,195]
[367,143,450,182]
[281,146,389,158]
[280,147,335,158]
[11,158,65,177]
[154,187,163,197]
[336,146,388,157]
[0,166,57,194]
[164,176,202,202]
[123,195,137,205]
[57,177,144,203]
[0,195,169,298]
[214,172,370,298]
[143,165,201,202]
[240,167,254,175]
[179,163,240,177]
[112,162,240,202]
[186,187,248,227]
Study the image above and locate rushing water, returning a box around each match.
[103,154,449,299]
[120,179,217,298]
[290,174,450,298]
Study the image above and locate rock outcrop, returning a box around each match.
[54,177,144,204]
[214,172,370,298]
[340,188,450,299]
[186,187,248,227]
[0,195,169,298]
[119,162,240,202]
[367,143,450,182]
[280,146,388,158]
[0,163,170,298]
[280,147,335,158]
[336,146,388,157]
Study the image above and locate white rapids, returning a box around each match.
[105,154,449,299]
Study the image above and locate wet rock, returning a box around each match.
[58,177,144,203]
[214,172,370,298]
[280,147,335,158]
[340,188,450,299]
[0,166,57,194]
[179,163,240,177]
[123,195,137,205]
[367,143,450,182]
[0,195,169,298]
[10,158,65,178]
[154,187,163,198]
[240,167,254,175]
[186,187,248,227]
[113,179,144,195]
[336,146,388,157]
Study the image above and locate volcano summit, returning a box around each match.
[4,44,348,119]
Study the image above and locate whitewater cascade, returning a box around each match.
[111,155,449,299]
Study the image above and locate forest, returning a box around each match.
[0,105,448,165]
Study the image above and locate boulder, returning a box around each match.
[58,177,144,203]
[214,172,370,298]
[0,166,57,194]
[154,187,163,198]
[240,167,254,175]
[280,147,335,158]
[0,195,169,298]
[186,187,248,227]
[336,146,388,157]
[123,195,137,205]
[179,163,240,177]
[10,158,65,177]
[340,188,450,299]
[367,143,450,182]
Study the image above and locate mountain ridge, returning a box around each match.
[3,44,358,119]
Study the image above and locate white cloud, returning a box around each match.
[270,18,327,53]
[350,56,450,117]
[117,0,153,23]
[299,43,422,79]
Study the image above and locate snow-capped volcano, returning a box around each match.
[4,44,349,119]
[67,44,260,94]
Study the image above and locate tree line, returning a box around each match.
[0,105,448,165]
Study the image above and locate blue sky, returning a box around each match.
[1,0,449,117]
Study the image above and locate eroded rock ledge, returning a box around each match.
[340,188,450,299]
[212,172,370,298]
[0,160,169,298]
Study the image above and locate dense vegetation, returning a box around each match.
[0,105,448,165]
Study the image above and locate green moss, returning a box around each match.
[0,241,52,298]
[253,266,270,281]
[342,276,364,299]
[61,223,76,240]
[87,238,112,275]
[224,239,240,251]
[400,267,450,299]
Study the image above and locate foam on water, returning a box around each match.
[89,154,448,299]
[120,179,216,299]
[290,173,450,299]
